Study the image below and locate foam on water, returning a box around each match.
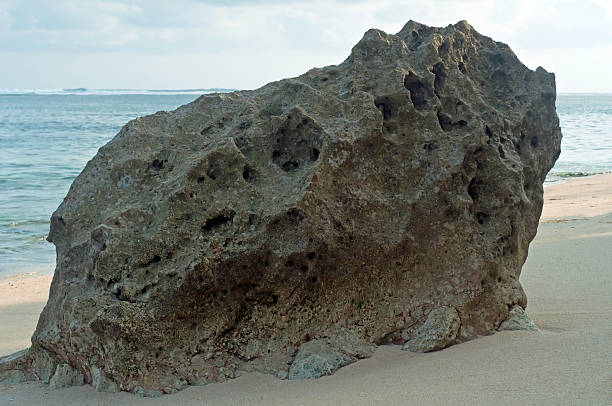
[546,93,612,183]
[0,92,610,276]
[0,88,234,96]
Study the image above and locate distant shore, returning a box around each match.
[1,172,611,404]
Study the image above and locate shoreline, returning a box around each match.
[0,273,52,357]
[1,173,611,404]
[541,172,612,220]
[0,272,52,308]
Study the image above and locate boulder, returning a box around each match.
[403,306,460,352]
[498,305,540,331]
[288,340,352,380]
[0,20,561,394]
[49,364,85,390]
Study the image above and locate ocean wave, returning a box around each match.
[0,88,237,96]
[552,171,594,178]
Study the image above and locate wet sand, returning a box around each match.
[1,174,611,405]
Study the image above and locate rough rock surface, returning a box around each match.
[49,364,85,390]
[287,340,352,380]
[498,305,540,331]
[0,20,561,394]
[403,306,460,352]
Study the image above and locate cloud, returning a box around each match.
[0,0,610,91]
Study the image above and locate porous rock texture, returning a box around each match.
[0,20,561,394]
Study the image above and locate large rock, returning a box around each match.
[0,20,561,394]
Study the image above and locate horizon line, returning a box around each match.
[1,88,610,95]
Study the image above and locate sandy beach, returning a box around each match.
[1,174,610,405]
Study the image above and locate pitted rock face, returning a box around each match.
[0,20,561,394]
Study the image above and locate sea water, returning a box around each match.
[0,91,610,276]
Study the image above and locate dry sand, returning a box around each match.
[0,273,52,357]
[1,174,611,405]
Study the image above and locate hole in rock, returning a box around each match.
[530,136,539,148]
[242,165,256,182]
[468,178,482,202]
[403,72,429,109]
[151,159,166,170]
[310,148,320,161]
[286,208,305,223]
[375,96,395,121]
[432,62,446,95]
[458,61,466,74]
[281,161,299,171]
[271,112,322,172]
[476,212,489,225]
[206,166,219,180]
[423,143,436,151]
[202,210,236,232]
[138,255,161,268]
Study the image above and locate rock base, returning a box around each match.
[498,305,540,332]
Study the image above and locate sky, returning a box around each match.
[0,0,611,92]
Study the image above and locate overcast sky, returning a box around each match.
[1,0,610,92]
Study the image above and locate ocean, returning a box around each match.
[1,91,610,276]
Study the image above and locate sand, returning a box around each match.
[1,174,611,405]
[0,273,52,357]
